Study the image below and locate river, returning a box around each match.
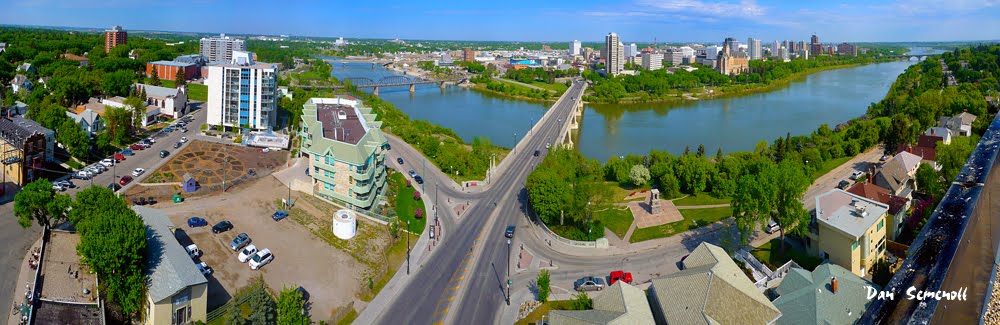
[328,52,936,161]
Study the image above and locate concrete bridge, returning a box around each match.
[291,76,467,96]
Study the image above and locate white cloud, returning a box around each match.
[636,0,767,17]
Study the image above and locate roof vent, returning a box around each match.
[337,110,348,120]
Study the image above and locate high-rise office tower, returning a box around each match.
[571,40,582,56]
[748,38,762,60]
[605,33,624,76]
[200,34,247,63]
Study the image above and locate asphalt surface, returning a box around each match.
[376,81,586,325]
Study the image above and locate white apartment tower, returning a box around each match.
[748,38,762,60]
[200,34,247,63]
[206,51,279,131]
[605,32,624,76]
[571,40,582,56]
[641,52,664,70]
[625,43,638,57]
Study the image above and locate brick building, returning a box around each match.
[146,61,197,81]
[104,25,127,53]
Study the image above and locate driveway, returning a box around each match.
[802,145,884,211]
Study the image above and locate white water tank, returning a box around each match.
[332,209,357,240]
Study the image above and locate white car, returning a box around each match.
[248,248,273,270]
[850,170,865,180]
[132,168,145,177]
[146,137,156,144]
[100,159,114,167]
[185,244,201,259]
[238,244,258,263]
[180,137,189,143]
[196,262,213,275]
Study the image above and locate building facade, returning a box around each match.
[641,52,663,70]
[137,83,189,118]
[605,33,624,76]
[837,43,858,56]
[570,40,581,56]
[810,189,889,276]
[0,117,53,188]
[200,34,246,63]
[810,34,823,56]
[625,43,638,58]
[146,61,198,81]
[136,206,209,325]
[748,38,762,60]
[462,48,475,62]
[206,51,279,131]
[299,97,389,210]
[104,25,127,53]
[717,42,749,75]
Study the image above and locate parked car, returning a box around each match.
[100,159,115,167]
[139,142,151,149]
[55,180,75,188]
[145,137,156,144]
[534,150,540,157]
[397,157,404,165]
[880,154,890,161]
[129,144,143,151]
[850,170,865,180]
[164,127,174,132]
[119,175,133,185]
[408,170,417,178]
[229,233,251,251]
[609,270,633,285]
[272,210,289,221]
[121,148,134,156]
[546,143,551,149]
[181,128,188,133]
[187,217,208,227]
[52,184,66,192]
[107,183,122,192]
[414,176,424,184]
[196,262,213,275]
[132,197,147,206]
[146,196,157,205]
[180,137,188,143]
[132,168,145,177]
[505,225,515,238]
[212,220,233,233]
[173,142,182,149]
[186,244,201,259]
[113,152,125,161]
[837,180,851,190]
[238,244,258,263]
[574,276,606,291]
[249,248,273,270]
[766,221,781,234]
[75,171,91,179]
[160,150,170,158]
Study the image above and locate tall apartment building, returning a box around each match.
[605,32,624,76]
[104,25,127,53]
[641,52,664,70]
[625,43,638,58]
[462,48,476,62]
[771,41,780,57]
[837,42,858,56]
[298,97,389,210]
[206,51,279,131]
[570,40,582,56]
[664,48,684,66]
[810,34,823,56]
[200,34,247,63]
[748,38,762,60]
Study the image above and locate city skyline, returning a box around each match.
[1,0,999,42]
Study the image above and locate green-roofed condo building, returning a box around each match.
[299,97,389,210]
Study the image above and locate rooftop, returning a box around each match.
[134,206,208,304]
[39,231,98,303]
[549,281,654,325]
[847,182,909,215]
[148,60,194,68]
[772,264,878,325]
[0,117,52,146]
[815,189,889,238]
[316,101,370,145]
[136,83,182,99]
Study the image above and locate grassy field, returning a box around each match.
[529,80,569,93]
[752,238,823,271]
[150,79,207,101]
[515,300,577,325]
[811,156,852,180]
[390,172,426,235]
[672,192,731,206]
[592,208,634,238]
[629,206,732,243]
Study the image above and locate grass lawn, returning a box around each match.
[811,156,852,180]
[603,181,651,201]
[187,83,208,101]
[672,191,731,206]
[515,300,577,325]
[529,80,568,93]
[752,238,823,271]
[593,208,634,238]
[389,172,426,235]
[629,206,732,243]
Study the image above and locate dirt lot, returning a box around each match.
[124,140,287,203]
[156,175,397,322]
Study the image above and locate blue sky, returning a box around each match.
[3,0,999,43]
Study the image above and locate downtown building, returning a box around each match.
[748,38,762,60]
[641,52,663,70]
[298,97,389,210]
[810,34,823,56]
[200,34,247,63]
[605,32,624,76]
[206,51,279,131]
[104,25,127,53]
[837,42,858,56]
[570,40,582,56]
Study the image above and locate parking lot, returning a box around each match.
[158,176,367,321]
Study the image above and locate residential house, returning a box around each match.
[937,112,977,136]
[103,96,159,127]
[66,107,105,136]
[810,189,889,276]
[847,181,910,240]
[136,83,188,118]
[8,101,28,117]
[548,281,654,325]
[924,127,953,145]
[135,206,208,325]
[36,77,50,89]
[647,243,781,325]
[16,63,34,74]
[771,264,879,325]
[874,151,922,198]
[0,116,54,186]
[0,43,6,54]
[60,53,90,67]
[11,74,32,93]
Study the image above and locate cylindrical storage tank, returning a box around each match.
[332,209,357,240]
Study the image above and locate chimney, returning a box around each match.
[832,277,838,294]
[907,146,912,153]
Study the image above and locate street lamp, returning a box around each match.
[406,219,411,275]
[506,238,512,306]
[587,201,592,241]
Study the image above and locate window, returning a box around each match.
[852,240,859,250]
[314,155,319,162]
[877,219,884,231]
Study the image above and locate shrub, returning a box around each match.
[537,269,551,302]
[414,191,421,201]
[415,208,423,219]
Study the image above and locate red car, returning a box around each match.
[609,270,633,285]
[119,175,133,185]
[114,152,126,161]
[129,144,144,150]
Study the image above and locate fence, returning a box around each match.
[735,248,801,291]
[533,212,598,248]
[205,282,267,321]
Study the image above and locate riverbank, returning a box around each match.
[463,82,558,104]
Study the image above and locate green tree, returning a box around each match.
[13,179,71,229]
[175,68,187,86]
[629,164,650,187]
[102,70,134,97]
[536,269,551,302]
[149,68,160,86]
[226,303,244,325]
[676,154,710,194]
[123,96,147,131]
[937,136,980,183]
[915,163,943,199]
[697,144,706,158]
[57,119,91,159]
[872,258,894,287]
[731,167,777,246]
[571,291,593,310]
[770,161,810,252]
[277,286,310,325]
[657,172,682,199]
[248,289,276,325]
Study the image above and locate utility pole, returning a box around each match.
[506,238,512,306]
[406,219,411,275]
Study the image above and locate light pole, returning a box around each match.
[513,132,517,154]
[506,238,511,306]
[587,201,592,241]
[406,219,411,275]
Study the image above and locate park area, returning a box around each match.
[124,140,287,203]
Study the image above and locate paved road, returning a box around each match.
[802,145,884,211]
[375,81,586,325]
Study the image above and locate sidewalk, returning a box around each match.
[6,237,41,325]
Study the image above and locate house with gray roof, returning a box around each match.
[771,264,878,325]
[874,151,920,198]
[648,242,781,325]
[549,281,654,325]
[937,112,977,136]
[66,107,104,136]
[11,74,32,93]
[134,206,208,325]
